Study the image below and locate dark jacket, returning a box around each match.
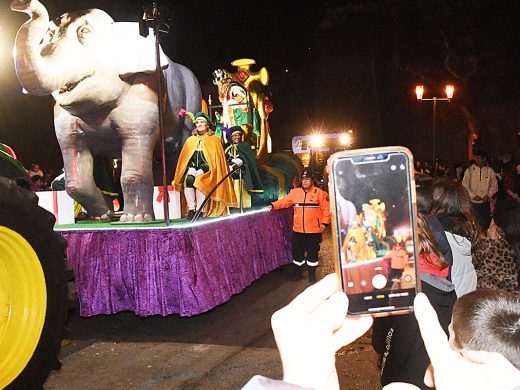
[372,281,456,390]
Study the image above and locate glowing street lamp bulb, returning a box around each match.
[339,133,351,145]
[309,134,324,148]
[445,85,454,100]
[415,85,424,100]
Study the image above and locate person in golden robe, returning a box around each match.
[173,112,237,220]
[342,215,368,263]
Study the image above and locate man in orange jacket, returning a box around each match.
[267,170,331,282]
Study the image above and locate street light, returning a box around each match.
[415,84,454,175]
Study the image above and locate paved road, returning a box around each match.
[44,231,380,389]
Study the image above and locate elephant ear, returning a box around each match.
[113,22,169,77]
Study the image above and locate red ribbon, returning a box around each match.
[156,185,174,203]
[52,191,59,224]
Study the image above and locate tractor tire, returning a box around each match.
[0,177,68,389]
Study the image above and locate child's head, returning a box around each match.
[449,289,520,369]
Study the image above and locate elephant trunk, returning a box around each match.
[11,0,68,95]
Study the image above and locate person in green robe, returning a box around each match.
[224,126,263,209]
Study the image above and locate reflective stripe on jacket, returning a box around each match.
[271,186,331,233]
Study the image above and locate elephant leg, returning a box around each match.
[61,144,111,219]
[119,136,155,223]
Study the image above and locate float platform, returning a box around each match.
[56,208,293,317]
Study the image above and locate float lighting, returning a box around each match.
[309,134,324,148]
[339,133,351,145]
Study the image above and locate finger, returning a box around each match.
[312,291,349,332]
[332,314,373,349]
[413,293,451,365]
[289,273,340,313]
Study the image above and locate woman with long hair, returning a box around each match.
[371,186,457,390]
[430,177,481,297]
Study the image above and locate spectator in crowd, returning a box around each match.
[473,199,520,292]
[30,174,45,192]
[28,163,43,178]
[462,150,498,230]
[449,289,520,370]
[242,275,520,390]
[431,178,481,297]
[434,155,449,177]
[42,172,54,190]
[267,170,330,283]
[372,210,456,389]
[172,112,237,220]
[415,178,454,281]
[448,161,466,182]
[415,160,429,176]
[501,160,520,202]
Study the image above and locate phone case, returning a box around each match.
[327,146,420,316]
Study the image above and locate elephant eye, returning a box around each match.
[77,25,92,41]
[43,29,55,44]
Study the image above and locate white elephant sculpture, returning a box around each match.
[11,0,202,222]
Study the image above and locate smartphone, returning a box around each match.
[328,146,420,316]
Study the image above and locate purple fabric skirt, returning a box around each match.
[59,209,293,317]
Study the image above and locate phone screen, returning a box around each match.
[331,149,418,315]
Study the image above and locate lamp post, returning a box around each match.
[415,85,454,175]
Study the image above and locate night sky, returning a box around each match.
[0,0,519,173]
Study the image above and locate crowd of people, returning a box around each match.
[416,151,520,220]
[245,149,520,390]
[14,162,57,192]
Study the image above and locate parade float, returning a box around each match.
[1,1,301,387]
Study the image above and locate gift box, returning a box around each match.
[153,185,181,220]
[36,190,75,225]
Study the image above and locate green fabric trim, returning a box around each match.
[215,123,223,138]
[252,108,260,136]
[0,149,27,176]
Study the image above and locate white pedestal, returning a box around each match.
[36,190,75,225]
[153,186,181,220]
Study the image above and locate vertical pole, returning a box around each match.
[432,97,437,177]
[208,95,213,123]
[153,3,170,225]
[239,167,243,213]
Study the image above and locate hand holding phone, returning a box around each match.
[271,274,373,389]
[328,147,419,316]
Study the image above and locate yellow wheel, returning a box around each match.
[0,177,67,389]
[0,226,47,389]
